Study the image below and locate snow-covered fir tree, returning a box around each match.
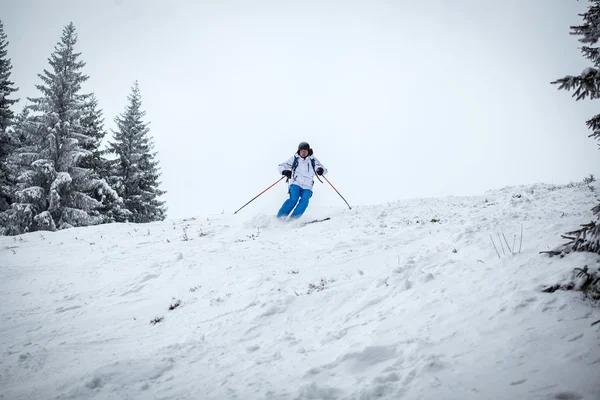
[552,0,600,254]
[0,19,20,213]
[4,23,109,234]
[2,109,47,234]
[79,94,107,174]
[0,122,18,213]
[0,128,18,212]
[109,81,166,223]
[79,94,130,223]
[0,19,18,131]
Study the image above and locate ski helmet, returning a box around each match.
[298,142,310,151]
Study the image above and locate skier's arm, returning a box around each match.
[313,157,328,175]
[278,155,295,175]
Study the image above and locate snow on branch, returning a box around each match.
[551,69,600,101]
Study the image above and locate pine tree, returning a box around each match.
[552,0,600,254]
[0,19,20,213]
[5,23,104,234]
[0,19,18,131]
[2,109,46,234]
[80,94,107,174]
[79,94,129,223]
[0,126,18,211]
[109,81,166,223]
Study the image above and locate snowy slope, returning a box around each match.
[1,183,600,400]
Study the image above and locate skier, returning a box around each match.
[277,142,327,219]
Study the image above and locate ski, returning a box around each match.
[301,217,331,226]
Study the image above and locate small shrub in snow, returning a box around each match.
[233,228,261,243]
[307,279,328,294]
[246,227,261,240]
[583,174,596,191]
[150,316,163,325]
[169,299,181,310]
[489,226,523,258]
[189,285,201,292]
[210,294,230,305]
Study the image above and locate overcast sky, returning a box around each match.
[3,0,598,219]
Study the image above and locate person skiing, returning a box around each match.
[277,142,327,219]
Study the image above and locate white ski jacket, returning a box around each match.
[278,154,328,191]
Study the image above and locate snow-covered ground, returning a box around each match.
[1,182,600,400]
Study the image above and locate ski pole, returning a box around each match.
[234,176,285,214]
[322,176,352,210]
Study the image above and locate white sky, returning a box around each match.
[3,0,599,219]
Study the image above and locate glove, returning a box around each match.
[316,167,324,176]
[282,170,292,178]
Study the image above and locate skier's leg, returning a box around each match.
[277,184,301,218]
[290,188,312,218]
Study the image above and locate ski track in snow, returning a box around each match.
[1,183,600,399]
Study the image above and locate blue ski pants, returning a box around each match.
[277,184,313,219]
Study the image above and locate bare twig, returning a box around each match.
[519,224,523,253]
[512,235,516,254]
[592,319,600,327]
[498,233,506,256]
[489,234,501,258]
[502,233,514,255]
[561,235,578,241]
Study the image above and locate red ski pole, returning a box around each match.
[234,176,285,214]
[322,176,352,210]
